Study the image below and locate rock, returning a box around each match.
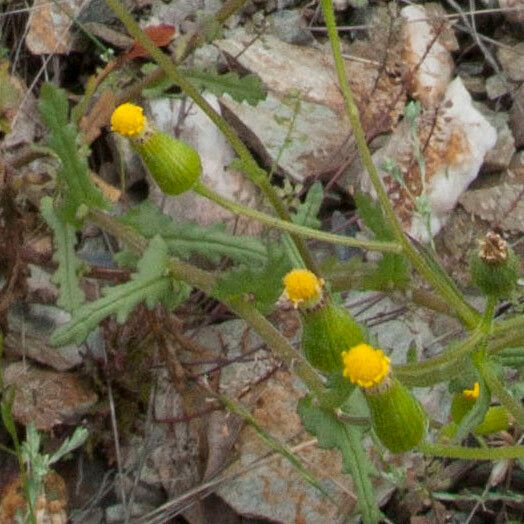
[498,0,524,33]
[145,95,263,234]
[401,4,454,107]
[216,371,357,523]
[475,105,516,172]
[360,77,497,241]
[269,9,313,45]
[5,302,84,371]
[220,92,350,183]
[509,84,524,148]
[485,73,513,100]
[215,29,407,181]
[25,0,85,54]
[459,167,524,233]
[3,362,97,430]
[497,41,524,81]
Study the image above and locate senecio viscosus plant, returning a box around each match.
[36,0,524,521]
[104,100,522,521]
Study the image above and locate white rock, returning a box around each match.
[401,4,454,107]
[361,77,497,241]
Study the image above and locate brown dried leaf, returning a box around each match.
[124,25,176,60]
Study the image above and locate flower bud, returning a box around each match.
[451,383,510,436]
[111,103,201,195]
[469,232,519,298]
[342,344,427,453]
[280,269,364,373]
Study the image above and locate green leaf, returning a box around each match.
[298,396,381,524]
[355,192,409,290]
[140,63,267,105]
[185,69,266,105]
[49,426,89,465]
[354,192,394,241]
[38,83,107,223]
[213,248,292,314]
[51,236,179,346]
[292,182,323,229]
[119,201,267,265]
[282,181,324,267]
[40,197,85,313]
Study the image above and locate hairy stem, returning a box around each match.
[194,182,402,254]
[319,0,479,330]
[420,441,524,460]
[105,0,318,272]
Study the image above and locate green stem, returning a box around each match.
[394,328,485,387]
[194,182,401,254]
[87,209,326,398]
[477,360,524,428]
[420,441,524,460]
[481,296,498,334]
[319,0,479,330]
[105,0,317,273]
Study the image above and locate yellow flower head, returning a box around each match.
[111,102,146,137]
[341,343,391,389]
[462,382,480,400]
[282,269,324,308]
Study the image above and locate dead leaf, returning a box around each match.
[124,25,176,60]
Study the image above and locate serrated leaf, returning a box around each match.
[363,252,409,291]
[213,248,291,314]
[298,396,381,524]
[140,64,267,105]
[51,236,177,346]
[354,192,393,241]
[119,201,267,264]
[185,69,266,105]
[355,192,409,291]
[38,83,107,223]
[40,196,85,313]
[292,182,323,229]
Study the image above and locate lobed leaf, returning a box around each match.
[298,396,381,524]
[38,83,107,223]
[51,236,185,346]
[119,201,267,264]
[40,196,85,313]
[213,248,291,314]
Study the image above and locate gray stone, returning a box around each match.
[269,10,313,45]
[475,104,516,172]
[497,41,524,81]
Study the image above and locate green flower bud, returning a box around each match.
[364,378,427,453]
[111,103,201,195]
[342,344,427,453]
[451,383,510,436]
[469,232,519,298]
[280,269,364,374]
[302,300,365,374]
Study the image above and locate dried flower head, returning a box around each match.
[479,232,508,265]
[341,343,391,389]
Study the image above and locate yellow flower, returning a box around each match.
[282,269,324,308]
[462,382,480,400]
[341,343,391,389]
[111,102,146,137]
